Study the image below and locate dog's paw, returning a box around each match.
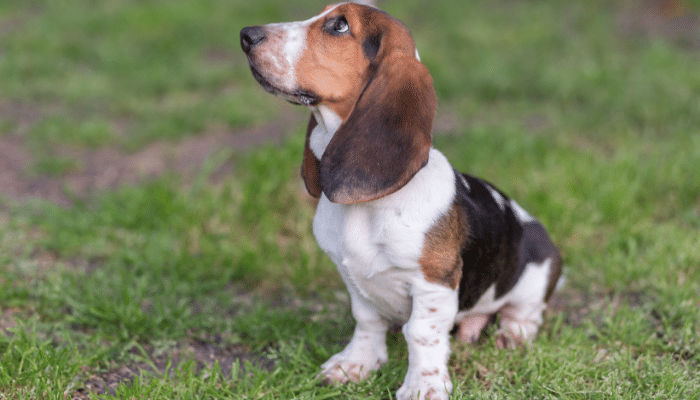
[496,316,539,349]
[319,352,386,383]
[457,313,491,344]
[396,368,452,400]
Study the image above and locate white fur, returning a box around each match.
[397,279,456,400]
[281,26,304,86]
[457,173,471,192]
[456,257,553,343]
[313,148,456,321]
[486,185,506,212]
[319,288,389,383]
[263,5,341,94]
[510,199,536,223]
[314,148,457,400]
[309,105,343,159]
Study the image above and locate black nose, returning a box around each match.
[240,26,266,53]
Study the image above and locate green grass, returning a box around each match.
[0,0,287,150]
[1,0,700,398]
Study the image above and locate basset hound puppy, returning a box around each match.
[240,3,562,399]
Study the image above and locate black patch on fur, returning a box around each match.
[362,34,381,61]
[452,169,560,311]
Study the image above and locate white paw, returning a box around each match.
[396,368,452,400]
[496,316,539,349]
[457,314,490,343]
[319,352,387,383]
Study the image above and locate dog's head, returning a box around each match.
[241,3,437,204]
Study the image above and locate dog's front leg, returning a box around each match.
[320,287,389,383]
[397,280,458,400]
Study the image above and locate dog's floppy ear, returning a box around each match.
[320,53,437,204]
[301,114,322,198]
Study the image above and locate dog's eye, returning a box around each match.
[333,17,349,33]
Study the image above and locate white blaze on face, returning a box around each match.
[264,4,342,93]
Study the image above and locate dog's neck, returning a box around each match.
[309,105,344,159]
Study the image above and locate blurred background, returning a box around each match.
[1,0,699,398]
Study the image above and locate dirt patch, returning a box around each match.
[0,109,306,207]
[616,0,700,50]
[72,339,274,398]
[0,308,22,332]
[3,2,698,209]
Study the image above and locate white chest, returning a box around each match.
[312,149,456,322]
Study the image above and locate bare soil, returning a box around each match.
[0,110,305,207]
[4,0,699,207]
[72,339,275,398]
[0,106,303,398]
[616,0,700,50]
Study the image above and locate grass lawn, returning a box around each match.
[1,0,699,398]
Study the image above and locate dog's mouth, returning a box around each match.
[248,65,320,107]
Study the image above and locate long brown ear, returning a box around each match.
[320,53,437,204]
[301,114,322,197]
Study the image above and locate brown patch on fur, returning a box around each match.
[293,4,436,204]
[414,337,439,347]
[318,53,434,203]
[248,3,435,204]
[419,201,468,289]
[301,114,322,197]
[295,4,378,118]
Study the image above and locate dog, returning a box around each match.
[240,3,562,399]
